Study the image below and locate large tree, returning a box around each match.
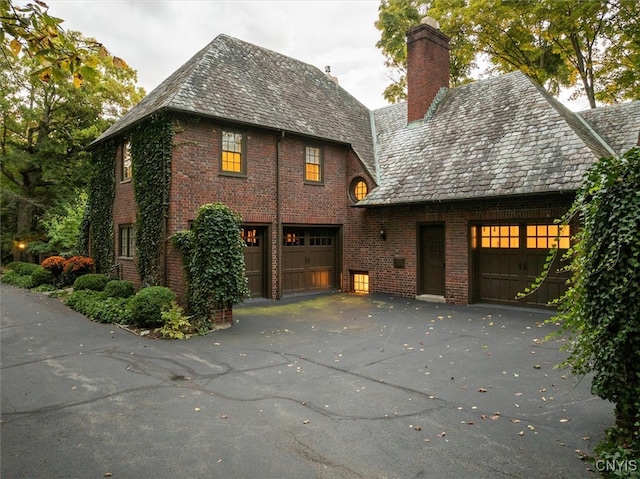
[1,15,143,260]
[376,0,639,107]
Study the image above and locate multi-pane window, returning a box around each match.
[526,225,570,249]
[284,229,305,246]
[221,131,244,174]
[122,141,132,180]
[242,227,260,247]
[119,225,135,258]
[481,225,520,248]
[353,272,369,294]
[304,146,322,183]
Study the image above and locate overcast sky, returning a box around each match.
[41,0,588,111]
[43,0,390,109]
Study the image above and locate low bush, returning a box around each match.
[31,267,54,287]
[104,280,135,299]
[128,286,176,328]
[64,290,103,317]
[73,273,109,292]
[1,270,34,288]
[159,302,193,339]
[12,262,40,276]
[42,256,66,275]
[64,290,132,324]
[63,255,94,275]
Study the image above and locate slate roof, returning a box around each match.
[578,101,640,156]
[359,71,640,206]
[93,34,376,175]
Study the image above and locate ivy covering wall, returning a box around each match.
[130,113,174,287]
[86,140,116,273]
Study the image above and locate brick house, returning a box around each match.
[92,18,640,308]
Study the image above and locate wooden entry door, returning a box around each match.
[419,224,445,296]
[242,226,265,298]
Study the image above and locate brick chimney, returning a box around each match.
[406,17,450,122]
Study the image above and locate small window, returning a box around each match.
[526,224,570,249]
[119,225,135,258]
[304,146,323,183]
[241,227,260,247]
[349,178,368,202]
[122,141,132,180]
[352,272,369,294]
[221,130,245,175]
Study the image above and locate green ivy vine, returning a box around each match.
[531,147,640,466]
[130,113,173,287]
[86,140,116,273]
[172,203,249,331]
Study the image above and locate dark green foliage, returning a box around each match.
[130,114,173,287]
[541,147,640,461]
[128,286,176,328]
[64,289,132,324]
[1,270,34,288]
[12,262,39,276]
[73,273,109,291]
[31,266,54,287]
[104,280,135,299]
[87,141,116,273]
[172,203,249,331]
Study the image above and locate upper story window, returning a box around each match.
[304,146,323,183]
[221,130,245,175]
[349,178,368,202]
[122,141,132,181]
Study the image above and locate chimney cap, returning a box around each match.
[420,16,440,30]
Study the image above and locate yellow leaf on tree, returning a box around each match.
[73,72,84,88]
[39,67,53,82]
[10,39,22,56]
[113,56,128,69]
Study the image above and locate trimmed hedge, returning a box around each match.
[31,267,54,287]
[128,286,175,328]
[73,273,109,291]
[1,270,34,288]
[104,280,135,299]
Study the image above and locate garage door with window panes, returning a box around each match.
[282,227,336,294]
[473,223,571,307]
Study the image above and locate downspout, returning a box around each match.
[276,130,285,299]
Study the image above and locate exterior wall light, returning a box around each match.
[380,228,386,241]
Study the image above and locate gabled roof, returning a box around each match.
[359,71,639,206]
[94,34,376,176]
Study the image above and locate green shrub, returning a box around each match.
[64,290,104,317]
[92,297,133,324]
[159,302,193,339]
[31,267,54,287]
[13,262,39,276]
[104,280,135,299]
[32,284,57,292]
[4,262,21,271]
[1,270,34,288]
[73,273,109,291]
[128,286,175,328]
[64,289,132,324]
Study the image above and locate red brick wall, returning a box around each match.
[111,142,140,289]
[161,116,366,301]
[342,195,573,304]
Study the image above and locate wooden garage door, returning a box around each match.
[242,226,265,298]
[282,227,336,294]
[475,224,570,307]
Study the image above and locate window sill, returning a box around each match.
[304,181,324,186]
[219,171,247,178]
[120,178,132,184]
[117,256,135,261]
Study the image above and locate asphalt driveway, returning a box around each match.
[1,284,613,478]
